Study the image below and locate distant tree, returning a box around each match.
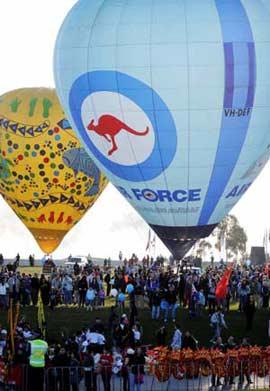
[213,214,247,259]
[196,239,212,260]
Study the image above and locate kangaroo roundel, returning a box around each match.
[69,71,177,182]
[81,92,155,166]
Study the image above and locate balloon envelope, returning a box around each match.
[126,284,134,294]
[54,0,270,258]
[111,288,118,298]
[0,88,108,253]
[118,293,126,302]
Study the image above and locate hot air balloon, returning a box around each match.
[0,88,108,253]
[54,0,270,259]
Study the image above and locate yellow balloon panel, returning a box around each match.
[0,88,108,253]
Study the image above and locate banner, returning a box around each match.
[215,267,233,300]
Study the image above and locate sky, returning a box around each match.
[0,1,269,261]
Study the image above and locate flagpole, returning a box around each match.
[145,229,151,259]
[152,235,156,261]
[9,298,15,358]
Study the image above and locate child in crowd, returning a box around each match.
[99,288,105,307]
[86,287,96,311]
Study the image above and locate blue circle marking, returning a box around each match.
[69,71,177,182]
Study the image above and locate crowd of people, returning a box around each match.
[0,254,267,326]
[0,253,269,389]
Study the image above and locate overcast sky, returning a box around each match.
[0,1,269,261]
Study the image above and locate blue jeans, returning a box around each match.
[151,305,160,319]
[213,324,221,339]
[129,373,143,391]
[164,303,178,321]
[64,290,72,304]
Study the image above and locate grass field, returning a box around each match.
[2,300,270,347]
[18,266,42,275]
[10,267,270,347]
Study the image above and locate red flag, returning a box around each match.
[215,267,233,300]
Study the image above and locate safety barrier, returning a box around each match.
[0,364,28,391]
[1,363,269,390]
[45,364,270,391]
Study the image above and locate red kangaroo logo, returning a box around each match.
[87,115,149,156]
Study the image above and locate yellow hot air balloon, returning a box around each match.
[0,88,108,253]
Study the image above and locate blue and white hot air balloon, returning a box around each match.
[54,0,270,259]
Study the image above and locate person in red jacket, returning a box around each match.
[100,347,113,391]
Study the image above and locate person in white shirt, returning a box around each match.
[87,330,106,353]
[132,324,141,346]
[210,308,227,341]
[171,324,182,350]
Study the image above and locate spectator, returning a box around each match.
[85,287,95,311]
[151,288,161,320]
[210,307,227,341]
[31,273,40,306]
[0,278,9,309]
[130,347,145,391]
[182,331,198,351]
[131,324,141,347]
[40,275,50,306]
[238,279,251,312]
[100,346,113,391]
[62,274,73,305]
[82,349,97,391]
[78,276,88,307]
[156,326,167,347]
[73,261,80,276]
[99,287,105,307]
[239,338,253,386]
[211,337,225,388]
[69,352,80,391]
[244,295,256,331]
[164,285,178,323]
[196,288,205,317]
[104,272,111,297]
[171,324,182,350]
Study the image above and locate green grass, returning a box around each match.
[2,300,270,347]
[18,266,42,275]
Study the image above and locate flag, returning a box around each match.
[215,267,233,300]
[145,229,151,251]
[37,292,46,338]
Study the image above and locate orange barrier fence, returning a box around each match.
[146,346,270,381]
